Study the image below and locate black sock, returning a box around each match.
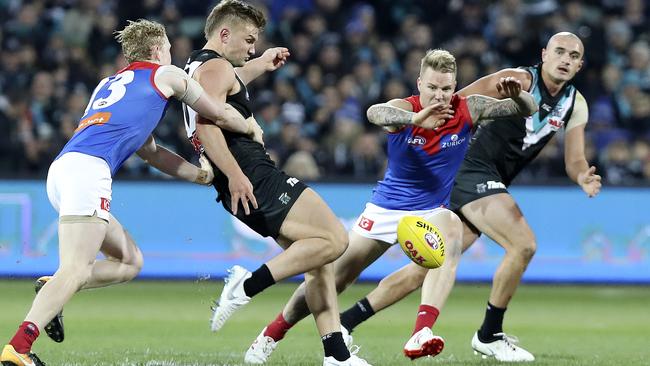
[478,301,507,342]
[242,264,275,298]
[340,297,375,333]
[322,332,350,361]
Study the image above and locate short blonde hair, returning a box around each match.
[204,0,266,40]
[114,19,167,63]
[420,49,456,76]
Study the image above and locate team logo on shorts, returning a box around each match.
[358,216,374,231]
[100,197,111,212]
[475,180,506,194]
[278,192,291,205]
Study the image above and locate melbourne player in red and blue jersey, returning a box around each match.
[1,19,258,366]
[244,49,537,364]
[371,93,473,211]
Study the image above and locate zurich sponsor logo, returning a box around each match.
[407,135,427,145]
[441,133,466,148]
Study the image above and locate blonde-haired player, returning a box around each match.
[244,48,538,363]
[308,32,600,363]
[1,19,258,366]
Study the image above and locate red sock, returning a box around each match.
[263,313,294,341]
[412,304,440,335]
[9,321,40,353]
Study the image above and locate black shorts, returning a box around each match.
[213,164,308,239]
[450,159,510,212]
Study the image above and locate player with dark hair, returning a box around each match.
[182,1,371,365]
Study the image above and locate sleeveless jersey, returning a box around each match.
[182,49,274,174]
[371,94,474,210]
[463,64,577,185]
[57,62,169,175]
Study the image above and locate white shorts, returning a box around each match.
[351,202,447,245]
[46,152,113,221]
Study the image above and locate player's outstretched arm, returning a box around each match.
[136,135,214,185]
[563,92,601,197]
[366,99,454,131]
[466,77,538,124]
[458,68,532,98]
[154,65,252,135]
[235,47,290,85]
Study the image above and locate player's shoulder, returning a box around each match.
[195,57,234,81]
[574,89,586,104]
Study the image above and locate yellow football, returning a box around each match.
[397,215,445,269]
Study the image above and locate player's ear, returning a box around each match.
[541,47,547,62]
[150,44,160,62]
[220,28,230,43]
[417,77,422,93]
[576,58,584,73]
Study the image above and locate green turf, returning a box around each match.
[1,280,648,365]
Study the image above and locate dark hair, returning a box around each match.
[204,0,266,40]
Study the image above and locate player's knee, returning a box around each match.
[323,225,348,262]
[335,272,356,293]
[131,246,144,272]
[123,247,144,281]
[56,264,94,290]
[510,240,537,263]
[410,266,428,291]
[445,213,464,258]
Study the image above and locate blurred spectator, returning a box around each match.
[0,0,648,185]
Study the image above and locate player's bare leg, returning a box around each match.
[460,193,535,361]
[404,209,463,359]
[2,216,107,365]
[271,188,348,280]
[341,218,479,338]
[281,232,388,325]
[210,189,349,331]
[33,214,143,344]
[26,217,108,330]
[83,214,144,289]
[245,232,386,364]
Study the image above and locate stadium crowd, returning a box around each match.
[0,0,648,184]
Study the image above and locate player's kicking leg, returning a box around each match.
[339,214,480,333]
[211,188,370,365]
[403,209,463,359]
[246,231,387,364]
[460,193,535,362]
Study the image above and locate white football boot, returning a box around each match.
[323,352,372,366]
[403,327,445,360]
[245,327,278,364]
[210,265,251,332]
[341,326,353,349]
[471,331,535,362]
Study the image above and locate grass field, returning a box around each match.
[1,280,648,366]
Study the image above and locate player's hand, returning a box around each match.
[246,117,265,146]
[577,166,602,198]
[194,154,214,185]
[228,170,258,216]
[260,47,290,71]
[413,102,454,130]
[496,77,522,99]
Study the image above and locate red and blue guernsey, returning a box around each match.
[371,94,473,210]
[57,61,169,175]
